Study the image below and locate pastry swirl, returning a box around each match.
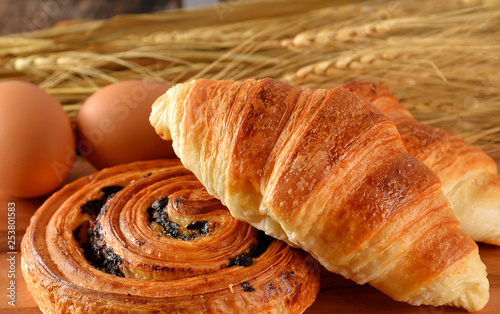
[21,159,320,313]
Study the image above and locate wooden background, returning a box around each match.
[0,0,228,35]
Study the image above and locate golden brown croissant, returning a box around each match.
[343,80,500,245]
[150,78,489,312]
[21,159,320,313]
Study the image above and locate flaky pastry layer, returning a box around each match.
[21,159,320,313]
[151,78,489,312]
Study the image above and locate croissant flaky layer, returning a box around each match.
[21,159,320,313]
[151,78,490,312]
[343,80,500,246]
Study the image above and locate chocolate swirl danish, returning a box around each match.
[21,159,320,313]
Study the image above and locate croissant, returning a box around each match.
[343,80,500,245]
[150,78,489,312]
[21,159,320,313]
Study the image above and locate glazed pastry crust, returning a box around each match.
[343,80,500,245]
[21,159,320,313]
[151,78,489,312]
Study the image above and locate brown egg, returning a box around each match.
[0,81,76,198]
[76,80,176,169]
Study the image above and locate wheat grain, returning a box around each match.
[0,0,499,156]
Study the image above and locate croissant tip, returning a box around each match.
[151,81,191,141]
[406,253,490,312]
[455,291,490,313]
[456,174,500,245]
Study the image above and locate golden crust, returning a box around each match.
[343,80,500,245]
[151,78,489,312]
[21,159,320,313]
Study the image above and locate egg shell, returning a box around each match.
[76,80,176,169]
[0,81,76,198]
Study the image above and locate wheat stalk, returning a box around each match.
[0,0,499,157]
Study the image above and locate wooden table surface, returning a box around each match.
[1,156,499,313]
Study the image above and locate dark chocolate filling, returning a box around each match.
[74,185,125,277]
[147,195,211,240]
[241,282,255,292]
[88,222,124,277]
[100,185,124,198]
[228,253,253,267]
[80,199,105,217]
[73,187,273,278]
[80,185,124,218]
[228,230,273,268]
